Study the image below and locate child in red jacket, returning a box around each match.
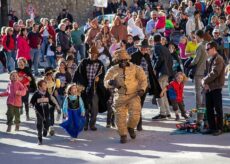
[0,71,27,132]
[155,11,166,34]
[160,72,188,121]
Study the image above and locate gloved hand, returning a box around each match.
[108,79,120,88]
[137,90,145,97]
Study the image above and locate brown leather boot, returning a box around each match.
[15,124,20,131]
[6,125,11,132]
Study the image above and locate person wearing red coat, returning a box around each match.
[16,28,32,68]
[2,27,15,72]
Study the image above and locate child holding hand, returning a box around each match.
[160,72,188,121]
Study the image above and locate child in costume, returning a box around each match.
[160,72,188,121]
[30,80,58,145]
[60,83,86,139]
[43,67,61,136]
[0,71,27,132]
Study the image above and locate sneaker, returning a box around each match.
[175,114,180,121]
[152,114,167,120]
[38,137,42,145]
[6,125,11,132]
[212,130,222,136]
[90,126,97,131]
[120,135,127,144]
[128,127,136,139]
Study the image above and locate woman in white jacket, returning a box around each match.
[127,18,145,40]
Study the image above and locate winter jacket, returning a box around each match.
[203,54,225,91]
[16,35,31,60]
[104,63,147,95]
[167,80,184,102]
[190,41,207,76]
[153,43,173,78]
[85,27,100,46]
[186,17,204,36]
[155,16,166,30]
[2,35,15,52]
[56,31,71,51]
[40,25,56,41]
[131,50,162,97]
[127,18,145,40]
[110,17,128,41]
[0,81,26,107]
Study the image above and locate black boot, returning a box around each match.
[106,122,111,128]
[128,127,136,139]
[111,113,115,128]
[25,105,30,121]
[43,130,47,137]
[84,122,88,131]
[120,135,127,144]
[137,116,143,131]
[90,125,97,131]
[38,137,42,145]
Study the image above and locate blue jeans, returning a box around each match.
[74,44,85,63]
[41,36,48,61]
[47,56,56,68]
[30,48,40,75]
[6,51,15,72]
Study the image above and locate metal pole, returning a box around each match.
[101,7,104,22]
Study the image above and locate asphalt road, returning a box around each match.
[0,72,230,164]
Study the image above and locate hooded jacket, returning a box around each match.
[110,16,128,41]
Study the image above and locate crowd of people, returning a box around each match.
[0,0,230,145]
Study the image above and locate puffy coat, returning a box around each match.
[104,63,147,95]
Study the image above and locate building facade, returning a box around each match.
[9,0,133,25]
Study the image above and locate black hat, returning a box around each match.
[136,39,150,48]
[133,35,140,41]
[45,67,55,76]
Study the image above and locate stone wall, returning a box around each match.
[9,0,133,25]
